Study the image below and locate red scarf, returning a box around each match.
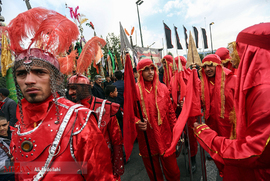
[17,95,54,129]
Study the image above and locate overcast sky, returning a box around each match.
[3,0,270,56]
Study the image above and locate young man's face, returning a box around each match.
[142,65,155,82]
[110,87,118,98]
[134,72,138,79]
[203,64,216,78]
[106,77,111,82]
[16,65,52,103]
[0,119,9,137]
[162,60,166,68]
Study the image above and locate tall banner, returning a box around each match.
[134,47,163,67]
[6,68,18,103]
[163,22,174,49]
[183,26,188,49]
[201,28,208,49]
[193,26,199,48]
[174,26,183,50]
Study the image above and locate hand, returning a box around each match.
[180,100,184,108]
[137,118,147,131]
[194,122,201,128]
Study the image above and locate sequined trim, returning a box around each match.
[72,109,92,135]
[33,104,82,181]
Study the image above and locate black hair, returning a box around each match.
[0,116,7,121]
[105,85,116,97]
[114,71,123,80]
[105,75,110,78]
[0,88,9,97]
[133,68,137,73]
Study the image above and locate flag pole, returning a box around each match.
[163,21,168,55]
[136,100,158,181]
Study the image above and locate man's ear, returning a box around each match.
[7,121,9,126]
[109,92,113,97]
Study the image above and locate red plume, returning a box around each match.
[58,50,78,75]
[131,27,135,36]
[30,12,79,55]
[7,7,52,53]
[76,37,106,74]
[124,28,130,36]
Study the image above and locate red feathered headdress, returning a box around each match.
[7,7,79,70]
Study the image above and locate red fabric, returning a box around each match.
[142,154,180,181]
[201,54,226,120]
[169,71,186,110]
[137,59,161,126]
[235,23,270,139]
[16,94,54,130]
[12,97,114,180]
[135,82,176,156]
[165,69,202,157]
[123,54,139,161]
[194,85,270,180]
[162,55,174,87]
[81,96,124,178]
[0,101,4,108]
[194,23,270,180]
[205,70,236,138]
[175,56,191,83]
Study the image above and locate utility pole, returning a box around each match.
[24,0,32,10]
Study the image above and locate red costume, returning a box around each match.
[135,59,180,181]
[199,54,236,139]
[194,23,270,180]
[215,47,237,75]
[11,97,114,180]
[8,8,114,180]
[81,96,124,180]
[68,74,124,180]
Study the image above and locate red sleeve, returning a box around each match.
[166,94,177,130]
[73,113,114,180]
[108,116,123,146]
[194,85,270,169]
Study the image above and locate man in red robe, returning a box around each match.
[194,23,270,181]
[136,59,180,181]
[199,54,237,139]
[68,74,124,181]
[215,47,237,75]
[9,8,114,180]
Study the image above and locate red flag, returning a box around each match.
[164,68,202,157]
[171,71,186,110]
[123,54,139,160]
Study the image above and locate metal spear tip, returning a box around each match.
[210,22,214,25]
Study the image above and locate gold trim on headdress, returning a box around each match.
[221,58,231,64]
[220,70,225,119]
[228,41,241,68]
[229,108,237,140]
[201,61,219,67]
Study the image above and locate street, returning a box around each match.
[120,141,218,181]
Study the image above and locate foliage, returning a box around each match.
[167,51,173,56]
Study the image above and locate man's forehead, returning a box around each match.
[0,119,8,125]
[16,65,49,71]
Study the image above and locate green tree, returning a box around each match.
[102,33,122,70]
[167,51,173,56]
